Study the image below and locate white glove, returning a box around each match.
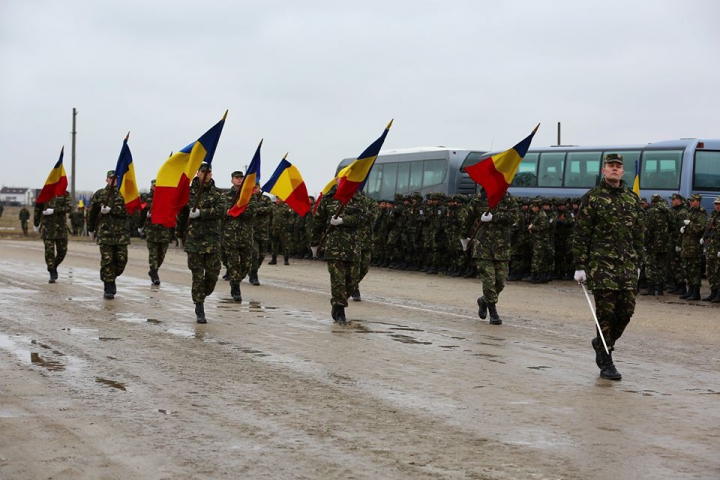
[311,246,319,257]
[717,251,720,258]
[137,228,144,235]
[481,212,493,222]
[574,270,587,283]
[146,212,151,219]
[460,238,470,251]
[100,205,111,214]
[700,238,704,245]
[33,225,40,233]
[680,226,686,234]
[330,216,343,226]
[419,209,424,215]
[42,208,54,216]
[683,219,690,225]
[189,208,200,219]
[675,246,682,252]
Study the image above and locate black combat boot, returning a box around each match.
[702,289,717,302]
[331,305,339,320]
[249,269,260,286]
[655,285,664,296]
[110,281,117,295]
[712,292,720,303]
[591,337,603,369]
[334,306,347,324]
[598,350,622,380]
[48,268,56,284]
[686,286,701,301]
[640,283,655,296]
[195,303,206,323]
[222,269,230,281]
[487,302,502,325]
[103,282,114,300]
[352,289,361,301]
[477,296,487,320]
[268,255,277,265]
[426,265,438,275]
[283,256,290,266]
[676,283,688,297]
[230,282,242,302]
[149,269,161,285]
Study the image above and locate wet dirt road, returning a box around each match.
[1,239,719,479]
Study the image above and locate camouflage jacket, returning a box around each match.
[356,192,375,252]
[34,192,70,240]
[704,211,720,252]
[271,202,295,234]
[141,191,171,243]
[460,192,518,261]
[527,209,550,245]
[223,186,257,248]
[252,193,273,239]
[311,187,367,261]
[177,178,224,254]
[19,208,30,221]
[670,204,689,247]
[70,210,85,229]
[680,206,707,258]
[573,179,644,290]
[644,200,671,254]
[88,187,130,245]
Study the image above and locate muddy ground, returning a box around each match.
[0,238,718,480]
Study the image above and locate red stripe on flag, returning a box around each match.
[125,197,142,215]
[333,178,362,204]
[36,177,68,204]
[465,159,510,209]
[151,176,191,227]
[285,182,311,217]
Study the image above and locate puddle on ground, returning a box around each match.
[390,334,432,345]
[440,345,460,349]
[390,327,425,332]
[146,319,162,324]
[527,366,552,370]
[95,377,127,391]
[30,352,65,371]
[115,313,147,324]
[99,337,121,341]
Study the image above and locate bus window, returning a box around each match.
[410,161,423,191]
[538,152,565,187]
[380,162,398,199]
[366,165,382,198]
[512,152,538,186]
[694,150,720,190]
[641,150,682,189]
[564,152,602,187]
[422,159,447,188]
[397,162,410,194]
[603,151,640,187]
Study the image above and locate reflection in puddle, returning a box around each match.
[146,319,162,324]
[116,313,147,324]
[95,377,127,391]
[390,334,432,345]
[390,327,425,332]
[31,352,65,371]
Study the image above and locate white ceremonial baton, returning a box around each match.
[580,282,610,355]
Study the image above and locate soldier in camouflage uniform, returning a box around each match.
[350,191,375,301]
[668,193,688,295]
[386,195,407,268]
[140,180,170,285]
[250,184,273,285]
[34,191,70,283]
[223,171,257,302]
[573,154,644,381]
[371,200,390,267]
[70,206,85,236]
[460,189,518,325]
[542,198,557,278]
[269,199,294,265]
[678,193,707,301]
[527,198,551,283]
[702,197,720,302]
[311,185,368,324]
[508,198,531,281]
[639,194,671,296]
[19,206,30,235]
[175,163,224,323]
[88,170,130,300]
[554,199,574,280]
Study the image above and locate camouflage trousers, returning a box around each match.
[99,244,128,282]
[21,220,28,235]
[476,259,508,304]
[43,238,68,270]
[706,250,719,289]
[147,241,168,271]
[592,289,636,350]
[530,242,551,275]
[270,231,290,258]
[187,252,221,304]
[251,235,268,270]
[645,250,668,286]
[327,259,360,307]
[353,249,372,288]
[669,248,685,284]
[682,256,702,287]
[224,244,253,283]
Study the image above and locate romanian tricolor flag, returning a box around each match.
[151,112,227,227]
[465,124,540,209]
[228,139,262,217]
[36,147,68,204]
[334,120,393,204]
[114,133,142,214]
[262,154,311,217]
[633,160,640,196]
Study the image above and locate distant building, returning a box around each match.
[0,187,35,205]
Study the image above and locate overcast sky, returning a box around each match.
[1,0,719,196]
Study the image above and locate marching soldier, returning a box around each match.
[88,170,130,300]
[573,153,644,381]
[34,191,70,283]
[250,183,273,285]
[223,171,257,302]
[140,180,170,285]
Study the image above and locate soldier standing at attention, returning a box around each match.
[70,204,85,236]
[175,163,224,323]
[34,191,70,283]
[679,193,707,301]
[88,170,130,300]
[250,183,273,285]
[269,198,293,265]
[19,206,30,235]
[460,188,519,325]
[701,197,720,302]
[668,193,688,295]
[223,170,257,302]
[640,194,671,296]
[140,180,170,285]
[311,183,368,324]
[527,198,551,283]
[573,153,644,381]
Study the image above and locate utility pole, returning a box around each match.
[557,121,561,146]
[71,108,77,210]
